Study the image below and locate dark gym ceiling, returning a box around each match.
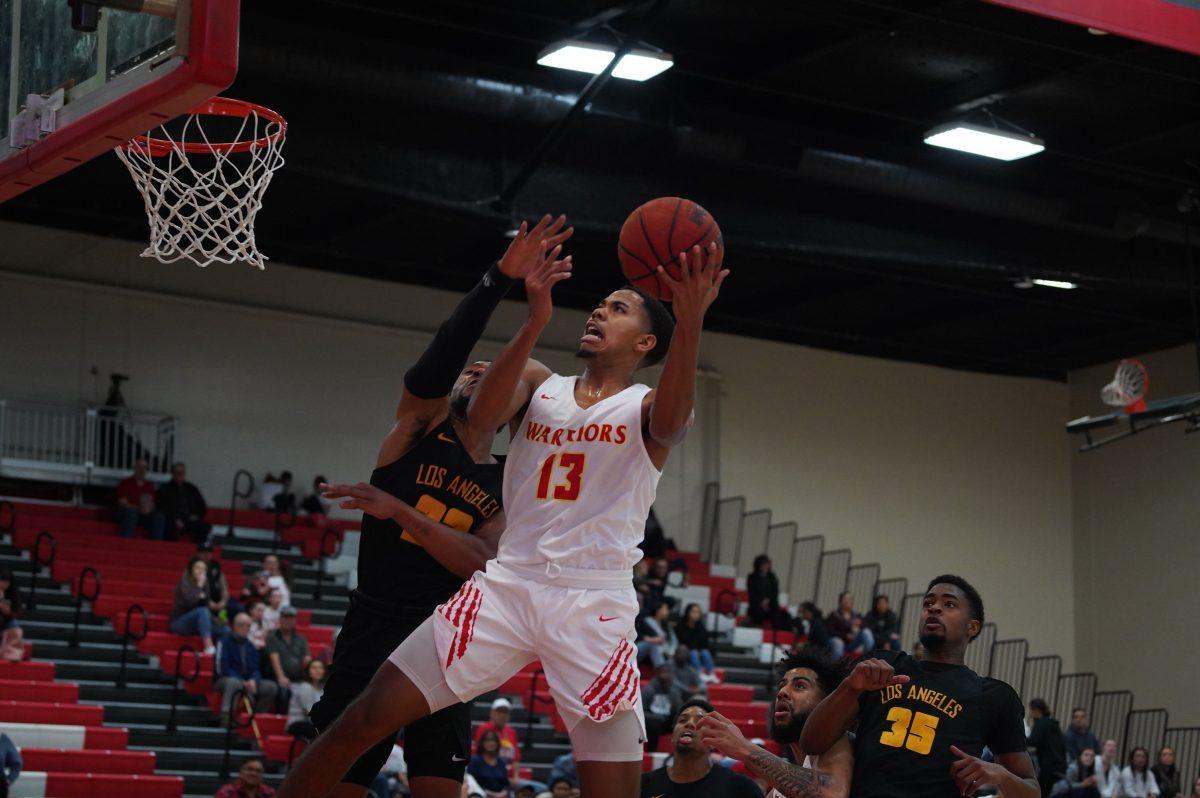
[5,0,1200,380]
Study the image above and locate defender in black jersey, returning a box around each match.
[801,575,1039,798]
[307,215,573,798]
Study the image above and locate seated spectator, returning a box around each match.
[1096,739,1122,798]
[642,662,686,742]
[473,698,521,775]
[1061,748,1101,798]
[286,659,325,740]
[170,556,217,655]
[636,600,676,668]
[640,697,763,798]
[794,602,832,655]
[675,602,718,683]
[262,554,293,608]
[215,612,279,722]
[1028,698,1067,798]
[1065,708,1102,763]
[157,461,212,544]
[259,471,296,513]
[0,567,25,662]
[645,558,674,609]
[1122,747,1160,798]
[0,730,21,795]
[825,591,874,658]
[671,644,706,698]
[262,589,284,634]
[1152,748,1181,798]
[633,560,652,604]
[241,570,272,609]
[371,741,409,798]
[640,507,675,559]
[266,605,310,710]
[116,458,165,539]
[215,757,274,798]
[863,594,900,651]
[247,602,268,649]
[195,542,238,622]
[300,475,330,517]
[746,555,790,628]
[468,729,511,798]
[548,752,576,789]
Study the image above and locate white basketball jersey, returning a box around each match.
[496,373,661,576]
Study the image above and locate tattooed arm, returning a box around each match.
[697,712,853,798]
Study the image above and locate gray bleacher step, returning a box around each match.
[24,639,142,663]
[80,698,212,726]
[129,725,254,750]
[79,680,186,704]
[133,745,263,771]
[20,621,124,646]
[53,660,168,684]
[303,608,346,626]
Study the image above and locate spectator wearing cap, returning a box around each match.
[473,697,522,776]
[266,605,310,711]
[115,458,166,540]
[157,461,211,544]
[214,757,274,798]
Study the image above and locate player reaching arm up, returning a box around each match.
[800,658,911,757]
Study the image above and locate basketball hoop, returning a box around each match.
[116,97,286,269]
[1101,358,1148,413]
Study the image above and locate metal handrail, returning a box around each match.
[117,603,149,689]
[166,644,201,732]
[28,530,56,611]
[70,566,100,647]
[225,470,255,538]
[522,668,556,752]
[313,528,342,601]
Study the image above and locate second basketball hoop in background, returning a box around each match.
[116,97,286,269]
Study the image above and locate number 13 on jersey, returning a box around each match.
[536,452,586,501]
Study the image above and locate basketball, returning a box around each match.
[618,197,723,301]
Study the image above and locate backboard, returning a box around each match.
[0,0,238,203]
[1066,393,1200,451]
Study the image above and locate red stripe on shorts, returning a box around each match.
[443,584,479,668]
[580,639,628,707]
[593,657,638,721]
[583,640,635,719]
[455,588,484,662]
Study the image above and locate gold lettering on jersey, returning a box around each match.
[416,464,446,489]
[879,683,962,720]
[445,474,501,520]
[524,421,629,447]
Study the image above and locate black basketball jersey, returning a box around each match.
[356,417,503,610]
[851,649,1026,798]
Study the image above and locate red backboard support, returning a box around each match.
[0,0,239,204]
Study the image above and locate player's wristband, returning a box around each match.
[404,262,515,399]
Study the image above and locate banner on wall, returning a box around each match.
[982,0,1200,57]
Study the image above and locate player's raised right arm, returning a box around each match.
[800,658,910,755]
[465,242,572,433]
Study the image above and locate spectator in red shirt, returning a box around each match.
[116,459,165,540]
[473,697,521,775]
[214,758,274,798]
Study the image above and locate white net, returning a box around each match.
[116,101,285,269]
[1101,358,1148,408]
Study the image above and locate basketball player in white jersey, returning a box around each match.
[277,238,727,798]
[698,647,854,798]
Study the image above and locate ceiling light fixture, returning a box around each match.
[1015,276,1077,290]
[537,40,673,82]
[925,121,1045,161]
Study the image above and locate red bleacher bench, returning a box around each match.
[706,683,753,702]
[21,748,156,775]
[0,679,77,703]
[0,661,54,681]
[496,672,552,709]
[711,701,770,724]
[0,721,128,750]
[30,772,184,798]
[0,701,103,725]
[94,596,175,619]
[8,502,111,521]
[238,713,287,739]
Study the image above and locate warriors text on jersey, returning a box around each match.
[496,373,661,575]
[357,417,503,609]
[851,649,1027,798]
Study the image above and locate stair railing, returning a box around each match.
[69,566,100,647]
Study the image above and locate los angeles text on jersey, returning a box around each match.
[415,465,501,519]
[523,421,629,447]
[879,683,964,719]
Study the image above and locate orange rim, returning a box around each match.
[124,97,287,157]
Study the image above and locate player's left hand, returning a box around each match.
[659,241,729,324]
[697,710,754,761]
[497,214,574,280]
[950,745,1006,797]
[319,482,403,520]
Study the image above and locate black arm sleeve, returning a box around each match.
[983,679,1029,755]
[403,263,516,399]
